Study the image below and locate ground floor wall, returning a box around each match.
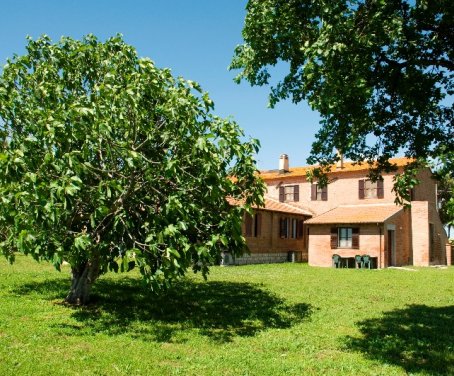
[228,209,308,266]
[308,210,413,268]
[447,243,453,266]
[233,202,449,267]
[308,224,384,267]
[411,201,448,266]
[383,209,412,267]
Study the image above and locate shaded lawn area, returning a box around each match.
[0,255,453,375]
[345,304,454,375]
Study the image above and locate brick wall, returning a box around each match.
[307,208,413,268]
[383,209,412,267]
[252,165,448,267]
[446,243,453,266]
[428,203,448,264]
[411,201,430,266]
[411,168,448,265]
[413,168,437,203]
[308,223,384,267]
[265,170,400,216]
[410,200,448,266]
[243,209,308,263]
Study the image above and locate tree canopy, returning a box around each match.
[231,0,453,198]
[434,150,454,238]
[0,35,265,304]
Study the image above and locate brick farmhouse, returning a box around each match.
[226,155,451,268]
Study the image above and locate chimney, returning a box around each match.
[336,150,344,170]
[279,154,289,174]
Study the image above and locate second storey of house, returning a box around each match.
[260,157,438,217]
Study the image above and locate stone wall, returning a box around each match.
[221,251,301,266]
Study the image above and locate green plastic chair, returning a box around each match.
[332,254,342,268]
[362,254,373,269]
[355,255,363,269]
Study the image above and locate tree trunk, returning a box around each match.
[66,257,100,305]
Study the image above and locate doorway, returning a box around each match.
[387,229,395,266]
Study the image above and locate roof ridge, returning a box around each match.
[259,157,413,181]
[259,156,411,173]
[305,204,403,224]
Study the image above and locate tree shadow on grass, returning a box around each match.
[15,276,313,343]
[12,277,68,299]
[345,304,454,375]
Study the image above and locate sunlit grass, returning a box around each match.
[0,255,452,375]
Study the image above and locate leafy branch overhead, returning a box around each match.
[231,0,453,200]
[0,35,265,304]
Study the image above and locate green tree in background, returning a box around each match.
[231,0,453,200]
[0,35,265,304]
[434,150,454,238]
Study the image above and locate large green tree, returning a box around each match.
[434,150,454,237]
[231,0,453,199]
[0,35,264,304]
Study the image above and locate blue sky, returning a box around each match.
[0,0,321,170]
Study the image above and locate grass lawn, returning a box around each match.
[0,255,453,376]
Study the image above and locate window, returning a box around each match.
[280,217,304,239]
[245,212,262,237]
[330,227,359,249]
[285,186,295,201]
[280,218,289,238]
[359,179,384,199]
[311,183,328,201]
[245,214,253,237]
[291,218,298,239]
[279,185,299,202]
[364,180,377,198]
[253,213,262,237]
[338,228,352,248]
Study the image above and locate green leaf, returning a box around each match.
[74,235,90,251]
[0,33,264,302]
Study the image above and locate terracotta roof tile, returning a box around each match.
[259,157,413,181]
[227,196,312,216]
[260,198,312,216]
[305,204,403,224]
